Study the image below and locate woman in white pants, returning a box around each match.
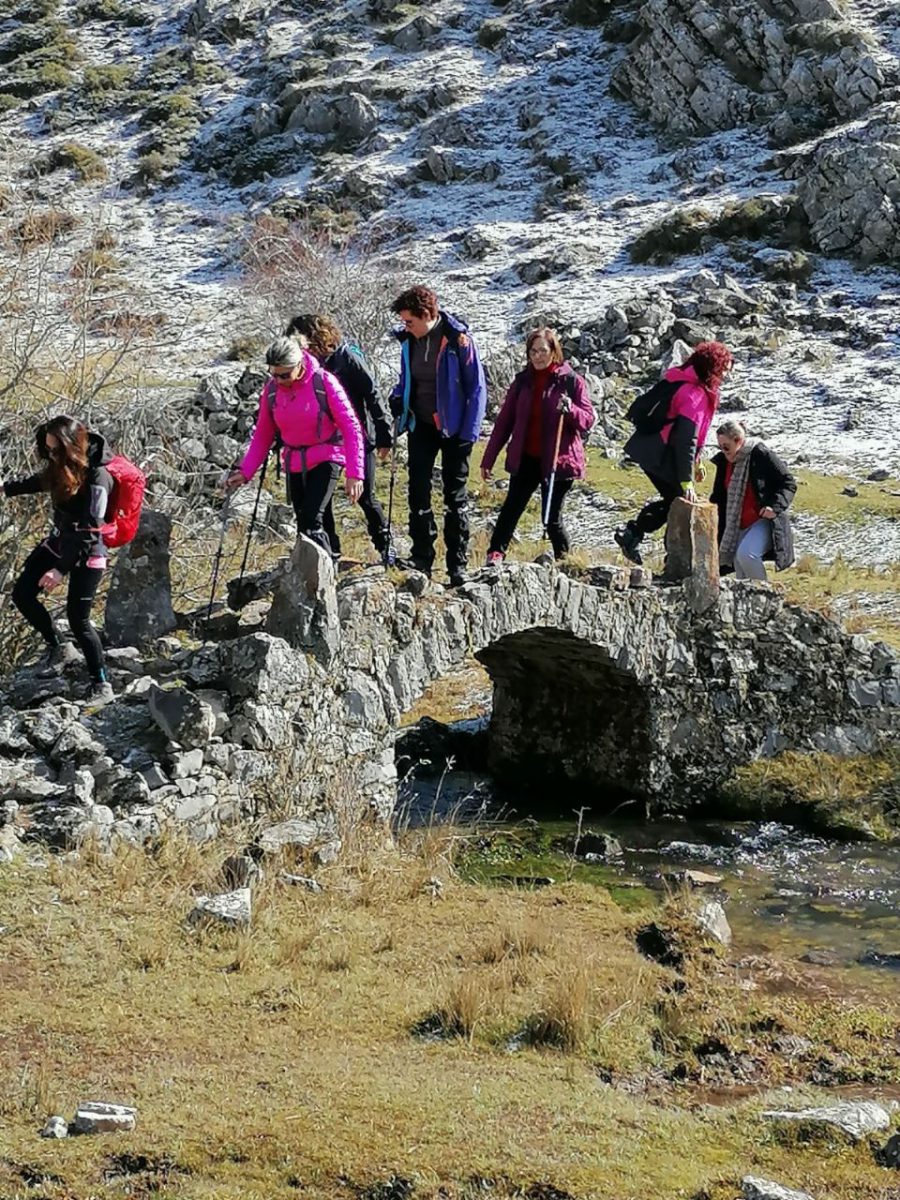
[710,419,797,581]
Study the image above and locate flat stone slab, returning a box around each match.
[762,1100,893,1141]
[72,1102,136,1134]
[742,1177,814,1200]
[188,887,251,930]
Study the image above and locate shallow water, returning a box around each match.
[400,770,900,970]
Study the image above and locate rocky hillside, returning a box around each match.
[2,0,900,482]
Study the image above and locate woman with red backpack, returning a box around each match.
[1,415,118,704]
[480,327,595,562]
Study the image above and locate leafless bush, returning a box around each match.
[238,215,401,382]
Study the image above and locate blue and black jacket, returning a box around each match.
[389,310,487,443]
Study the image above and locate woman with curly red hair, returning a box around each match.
[615,340,733,566]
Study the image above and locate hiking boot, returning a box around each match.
[37,641,82,678]
[84,680,115,707]
[614,525,643,566]
[486,551,504,567]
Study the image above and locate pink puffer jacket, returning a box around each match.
[239,350,365,482]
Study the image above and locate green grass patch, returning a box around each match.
[81,62,136,94]
[720,750,900,840]
[33,140,107,181]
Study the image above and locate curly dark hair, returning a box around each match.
[686,341,733,391]
[284,313,342,361]
[36,414,90,504]
[391,285,439,320]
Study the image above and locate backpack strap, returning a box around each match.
[312,370,340,443]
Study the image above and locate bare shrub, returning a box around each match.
[239,215,401,378]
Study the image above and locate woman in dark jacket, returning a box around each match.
[615,341,733,566]
[285,313,393,561]
[1,415,115,704]
[480,327,595,561]
[710,419,797,580]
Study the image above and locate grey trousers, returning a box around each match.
[734,518,773,581]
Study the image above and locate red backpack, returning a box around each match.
[100,455,146,548]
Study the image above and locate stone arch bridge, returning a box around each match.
[2,534,898,849]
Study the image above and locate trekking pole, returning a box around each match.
[383,418,400,568]
[542,409,566,535]
[237,455,268,591]
[204,493,231,642]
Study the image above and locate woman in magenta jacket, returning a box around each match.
[226,337,365,557]
[614,341,733,566]
[480,327,595,561]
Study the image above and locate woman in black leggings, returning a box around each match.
[2,415,115,705]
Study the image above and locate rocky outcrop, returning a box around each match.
[797,105,900,263]
[612,0,885,136]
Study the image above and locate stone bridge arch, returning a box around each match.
[330,558,900,816]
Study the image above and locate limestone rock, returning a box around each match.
[612,0,882,135]
[666,499,720,612]
[186,0,268,39]
[286,91,378,144]
[762,1100,893,1141]
[742,1178,814,1200]
[694,900,733,946]
[41,1115,69,1139]
[798,108,900,265]
[149,685,216,749]
[105,510,177,647]
[72,1101,137,1134]
[266,536,341,665]
[188,887,251,930]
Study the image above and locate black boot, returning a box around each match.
[614,524,643,566]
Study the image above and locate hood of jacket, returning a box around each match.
[87,431,114,469]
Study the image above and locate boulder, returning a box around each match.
[742,1178,814,1200]
[72,1102,137,1134]
[762,1100,893,1141]
[149,685,216,749]
[188,887,251,930]
[798,109,900,264]
[266,536,341,665]
[105,510,177,647]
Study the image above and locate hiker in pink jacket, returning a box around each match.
[225,337,365,558]
[481,327,595,561]
[615,341,733,567]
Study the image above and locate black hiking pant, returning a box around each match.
[287,462,341,558]
[12,542,106,680]
[408,421,471,576]
[488,454,574,560]
[630,471,683,538]
[323,445,389,559]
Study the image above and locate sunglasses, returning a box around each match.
[270,368,295,380]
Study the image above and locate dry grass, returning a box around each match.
[2,836,897,1199]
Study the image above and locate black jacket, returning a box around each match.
[710,441,797,572]
[324,342,392,450]
[4,432,114,572]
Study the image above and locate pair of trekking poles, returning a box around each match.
[205,425,401,637]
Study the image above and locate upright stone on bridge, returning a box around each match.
[665,499,719,613]
[105,509,177,647]
[266,535,340,665]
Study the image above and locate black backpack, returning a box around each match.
[625,378,681,435]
